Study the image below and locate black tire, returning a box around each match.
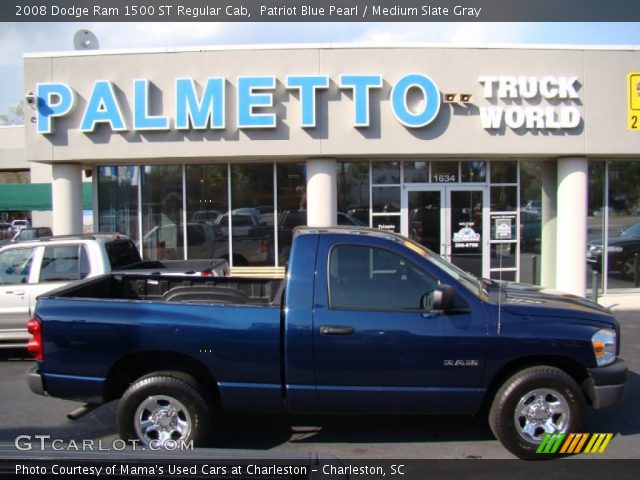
[117,372,213,448]
[488,366,585,460]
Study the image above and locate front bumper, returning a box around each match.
[582,358,627,409]
[26,364,46,396]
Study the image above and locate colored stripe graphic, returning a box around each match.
[537,433,565,453]
[538,433,614,454]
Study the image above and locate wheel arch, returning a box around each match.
[103,351,220,405]
[481,355,591,413]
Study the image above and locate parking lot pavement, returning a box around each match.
[0,311,638,460]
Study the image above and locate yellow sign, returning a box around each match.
[629,72,640,130]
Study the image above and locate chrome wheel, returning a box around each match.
[134,395,192,446]
[514,388,570,443]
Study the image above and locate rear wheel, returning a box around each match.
[117,372,212,447]
[488,366,585,459]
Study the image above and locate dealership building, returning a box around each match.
[5,43,640,300]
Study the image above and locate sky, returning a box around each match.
[0,21,639,116]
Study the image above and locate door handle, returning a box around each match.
[320,325,355,335]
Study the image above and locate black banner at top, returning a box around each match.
[3,0,640,22]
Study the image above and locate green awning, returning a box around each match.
[0,183,92,211]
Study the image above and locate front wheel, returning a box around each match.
[117,372,212,447]
[488,366,585,459]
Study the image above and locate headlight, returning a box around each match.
[592,329,616,367]
[607,246,624,253]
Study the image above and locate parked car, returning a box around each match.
[10,219,30,233]
[192,210,222,223]
[0,227,53,248]
[587,221,640,279]
[142,222,270,266]
[28,227,626,459]
[0,233,227,348]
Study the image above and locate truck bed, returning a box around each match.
[44,273,284,306]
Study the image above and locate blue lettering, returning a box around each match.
[391,74,441,127]
[237,76,276,128]
[80,81,127,132]
[133,79,169,130]
[175,77,225,130]
[339,75,382,127]
[36,83,75,134]
[286,75,329,128]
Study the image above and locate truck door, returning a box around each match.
[0,246,37,345]
[312,235,486,414]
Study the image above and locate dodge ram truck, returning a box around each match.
[26,227,627,459]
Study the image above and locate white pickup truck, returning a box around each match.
[0,233,228,348]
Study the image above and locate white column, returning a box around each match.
[541,161,557,288]
[556,157,588,297]
[52,163,83,235]
[306,158,337,227]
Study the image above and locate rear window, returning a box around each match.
[106,240,142,269]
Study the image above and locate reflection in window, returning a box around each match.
[97,166,139,242]
[491,186,517,212]
[372,162,400,184]
[277,163,306,265]
[490,161,517,184]
[141,165,184,260]
[431,161,458,183]
[372,186,400,212]
[0,248,35,284]
[519,162,542,284]
[404,161,429,183]
[461,161,487,183]
[338,162,370,225]
[604,161,640,290]
[39,245,89,282]
[329,245,437,310]
[229,164,274,267]
[185,165,229,260]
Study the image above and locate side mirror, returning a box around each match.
[421,284,455,312]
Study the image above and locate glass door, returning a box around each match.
[403,186,489,278]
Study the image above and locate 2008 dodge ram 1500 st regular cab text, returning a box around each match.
[27,227,627,459]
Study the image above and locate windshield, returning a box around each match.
[401,237,487,298]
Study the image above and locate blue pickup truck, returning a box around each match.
[27,227,626,459]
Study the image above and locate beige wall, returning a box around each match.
[23,45,640,165]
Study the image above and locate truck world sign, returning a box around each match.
[35,74,581,134]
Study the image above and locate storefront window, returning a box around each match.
[185,164,228,260]
[490,161,518,184]
[277,163,306,265]
[404,161,429,183]
[372,186,400,213]
[490,186,517,212]
[461,161,486,183]
[603,161,640,291]
[519,162,542,285]
[97,166,139,242]
[141,165,183,261]
[586,162,605,293]
[230,164,274,267]
[431,161,458,183]
[338,162,370,224]
[372,162,400,184]
[372,186,400,233]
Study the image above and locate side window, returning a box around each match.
[329,245,438,310]
[0,248,36,285]
[39,245,89,282]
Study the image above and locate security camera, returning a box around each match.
[25,91,36,108]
